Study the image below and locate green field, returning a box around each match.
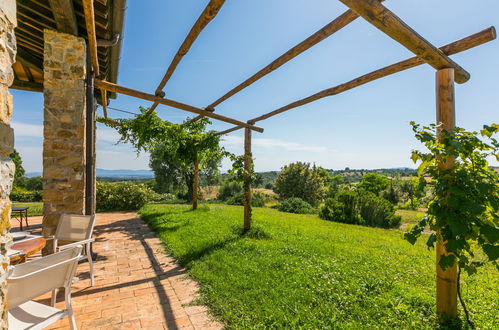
[139,204,498,329]
[396,209,426,225]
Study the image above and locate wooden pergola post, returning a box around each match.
[193,152,199,210]
[435,67,458,320]
[243,127,252,231]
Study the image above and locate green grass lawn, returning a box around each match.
[12,202,43,217]
[396,209,426,225]
[139,204,498,329]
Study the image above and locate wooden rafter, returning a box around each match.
[147,0,226,114]
[339,0,470,83]
[95,79,264,133]
[215,27,496,136]
[192,7,370,123]
[11,80,43,92]
[83,0,108,117]
[48,0,78,35]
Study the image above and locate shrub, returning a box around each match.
[96,181,160,212]
[319,191,360,224]
[274,162,329,206]
[226,191,266,207]
[357,173,390,195]
[10,187,42,202]
[277,197,315,214]
[25,176,43,191]
[357,190,401,228]
[217,181,242,201]
[319,190,401,228]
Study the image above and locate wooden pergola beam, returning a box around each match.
[11,80,44,92]
[48,0,78,35]
[193,4,395,124]
[193,8,363,124]
[94,79,264,133]
[339,0,470,84]
[147,0,226,114]
[215,27,495,136]
[83,0,108,117]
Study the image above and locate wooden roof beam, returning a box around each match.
[339,0,469,83]
[215,27,495,136]
[11,79,44,92]
[95,79,264,133]
[83,0,108,117]
[48,0,78,35]
[147,0,226,114]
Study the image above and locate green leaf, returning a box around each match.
[480,225,499,243]
[482,244,499,261]
[426,233,436,249]
[439,254,456,270]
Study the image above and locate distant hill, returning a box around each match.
[27,168,154,179]
[96,169,153,179]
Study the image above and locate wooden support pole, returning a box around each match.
[243,127,252,232]
[147,0,226,114]
[435,68,458,320]
[215,27,496,136]
[85,48,96,216]
[94,79,264,133]
[192,152,199,210]
[339,0,469,84]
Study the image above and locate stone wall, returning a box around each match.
[42,30,87,242]
[0,0,16,327]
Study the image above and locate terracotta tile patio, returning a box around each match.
[11,211,223,330]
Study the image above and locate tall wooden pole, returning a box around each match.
[243,127,252,231]
[435,68,458,320]
[193,152,199,210]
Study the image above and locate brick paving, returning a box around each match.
[11,211,223,330]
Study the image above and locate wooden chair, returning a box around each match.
[47,214,96,287]
[7,246,83,330]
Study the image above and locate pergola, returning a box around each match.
[93,0,496,320]
[1,0,495,324]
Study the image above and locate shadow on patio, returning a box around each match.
[14,212,222,330]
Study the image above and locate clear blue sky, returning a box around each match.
[12,0,499,173]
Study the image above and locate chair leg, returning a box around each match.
[86,243,94,287]
[66,289,77,330]
[51,288,58,307]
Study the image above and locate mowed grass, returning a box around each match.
[396,209,426,225]
[139,204,498,329]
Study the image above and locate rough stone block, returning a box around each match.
[0,157,13,199]
[0,122,12,156]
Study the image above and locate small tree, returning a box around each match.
[99,107,227,209]
[10,149,25,188]
[357,172,390,195]
[274,162,329,207]
[405,122,498,325]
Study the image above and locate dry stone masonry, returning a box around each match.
[0,0,16,327]
[42,30,87,244]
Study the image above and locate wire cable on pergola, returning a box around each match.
[146,0,226,115]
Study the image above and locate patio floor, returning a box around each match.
[10,212,223,330]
